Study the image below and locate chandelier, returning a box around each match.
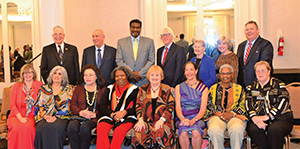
[186,0,217,7]
[17,5,32,16]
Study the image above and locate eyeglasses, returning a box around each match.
[84,74,95,78]
[220,72,232,75]
[160,33,171,37]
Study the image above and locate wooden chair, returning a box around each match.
[286,82,300,149]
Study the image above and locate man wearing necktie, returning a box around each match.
[116,19,155,87]
[82,29,116,86]
[157,27,186,88]
[237,20,273,88]
[41,26,80,85]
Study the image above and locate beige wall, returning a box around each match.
[264,0,300,68]
[64,0,140,67]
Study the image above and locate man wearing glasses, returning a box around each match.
[157,27,186,88]
[40,26,80,85]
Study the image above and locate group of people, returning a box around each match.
[6,18,293,149]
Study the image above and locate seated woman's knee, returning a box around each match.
[180,131,189,139]
[192,130,201,139]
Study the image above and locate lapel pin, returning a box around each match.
[66,48,68,51]
[256,51,258,53]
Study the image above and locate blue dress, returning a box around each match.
[176,82,207,137]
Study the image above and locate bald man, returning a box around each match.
[41,26,80,85]
[82,29,116,85]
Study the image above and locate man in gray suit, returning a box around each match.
[116,19,155,87]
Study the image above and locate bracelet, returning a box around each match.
[179,115,184,120]
[193,117,198,122]
[160,117,166,122]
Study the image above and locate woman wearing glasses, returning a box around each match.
[67,64,106,149]
[205,64,247,149]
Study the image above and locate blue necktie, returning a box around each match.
[97,49,102,68]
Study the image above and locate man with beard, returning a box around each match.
[116,19,155,87]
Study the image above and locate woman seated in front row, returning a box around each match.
[175,61,208,149]
[67,64,106,149]
[97,66,139,149]
[245,61,293,149]
[132,65,175,149]
[205,64,247,149]
[7,64,43,149]
[34,66,74,149]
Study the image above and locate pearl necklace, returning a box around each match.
[85,90,97,106]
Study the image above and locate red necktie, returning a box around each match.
[162,47,168,66]
[244,43,252,64]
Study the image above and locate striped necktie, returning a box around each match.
[244,42,252,64]
[58,45,63,65]
[162,47,169,66]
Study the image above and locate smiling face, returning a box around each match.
[220,67,232,84]
[218,40,229,54]
[84,68,97,86]
[130,22,141,38]
[185,63,198,80]
[92,29,105,48]
[255,64,270,84]
[193,42,205,56]
[149,71,162,86]
[115,70,128,87]
[52,69,63,84]
[161,29,173,46]
[245,23,259,42]
[23,68,34,82]
[52,27,65,45]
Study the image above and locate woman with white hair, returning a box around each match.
[205,64,247,149]
[34,65,74,149]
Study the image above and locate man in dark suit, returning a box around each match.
[41,26,80,85]
[237,20,273,88]
[82,29,116,85]
[157,27,186,88]
[116,19,155,87]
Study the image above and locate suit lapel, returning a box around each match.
[62,44,70,64]
[52,44,61,63]
[157,47,163,66]
[99,45,107,68]
[136,37,144,61]
[126,37,135,62]
[163,43,175,65]
[245,36,261,66]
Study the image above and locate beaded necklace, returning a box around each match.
[85,90,97,106]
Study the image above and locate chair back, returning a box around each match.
[286,82,300,119]
[1,86,12,120]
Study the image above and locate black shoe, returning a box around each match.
[124,138,131,146]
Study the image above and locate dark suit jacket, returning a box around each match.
[237,36,273,88]
[157,42,186,88]
[70,85,106,123]
[41,42,80,85]
[82,44,116,85]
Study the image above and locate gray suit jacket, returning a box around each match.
[116,36,155,87]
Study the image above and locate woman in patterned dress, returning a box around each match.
[175,61,208,149]
[132,65,175,149]
[34,66,74,149]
